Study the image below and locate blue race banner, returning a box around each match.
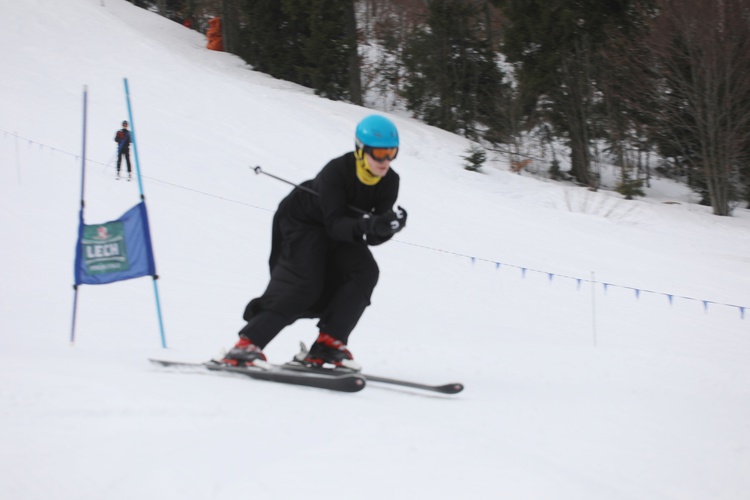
[74,201,156,285]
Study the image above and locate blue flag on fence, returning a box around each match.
[74,201,156,285]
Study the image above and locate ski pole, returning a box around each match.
[252,165,369,216]
[252,165,323,199]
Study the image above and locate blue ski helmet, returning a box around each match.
[355,115,399,149]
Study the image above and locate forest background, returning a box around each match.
[127,0,750,216]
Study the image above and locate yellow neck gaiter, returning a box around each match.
[355,149,381,186]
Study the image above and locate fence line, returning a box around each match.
[3,129,746,320]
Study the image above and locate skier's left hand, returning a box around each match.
[359,206,407,239]
[378,206,407,236]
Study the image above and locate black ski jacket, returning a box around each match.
[277,151,400,248]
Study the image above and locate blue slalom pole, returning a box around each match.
[123,78,146,197]
[123,78,167,349]
[70,85,89,345]
[79,85,88,207]
[151,279,167,348]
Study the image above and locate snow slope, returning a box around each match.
[1,1,750,499]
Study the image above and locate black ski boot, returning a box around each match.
[222,336,270,369]
[298,333,361,371]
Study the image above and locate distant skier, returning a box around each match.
[114,120,132,180]
[223,115,407,371]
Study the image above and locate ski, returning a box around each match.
[150,358,463,395]
[280,362,464,395]
[286,342,464,395]
[149,358,366,393]
[362,373,463,394]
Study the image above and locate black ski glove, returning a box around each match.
[394,205,407,231]
[359,206,408,239]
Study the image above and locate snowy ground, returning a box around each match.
[2,1,750,499]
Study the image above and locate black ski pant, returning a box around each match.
[238,220,379,349]
[117,146,131,173]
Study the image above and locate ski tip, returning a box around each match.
[149,357,177,366]
[437,383,464,394]
[351,376,367,391]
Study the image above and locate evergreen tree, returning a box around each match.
[499,0,647,187]
[297,0,356,100]
[401,0,508,141]
[462,144,488,172]
[238,0,358,101]
[238,0,294,79]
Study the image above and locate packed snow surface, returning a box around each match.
[1,1,749,499]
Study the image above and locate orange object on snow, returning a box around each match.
[206,17,223,51]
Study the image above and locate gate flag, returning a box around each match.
[70,82,166,348]
[74,201,156,285]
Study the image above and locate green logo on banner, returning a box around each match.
[82,222,129,275]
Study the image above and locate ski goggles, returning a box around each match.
[364,146,399,162]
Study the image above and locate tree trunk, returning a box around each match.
[484,0,493,51]
[345,0,363,105]
[221,0,238,54]
[560,41,594,188]
[569,133,591,187]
